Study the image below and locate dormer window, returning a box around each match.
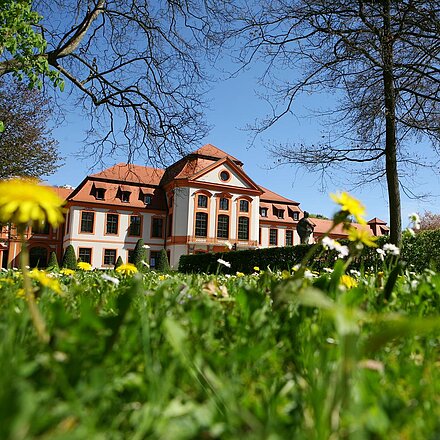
[260,207,268,217]
[293,212,299,221]
[95,188,105,200]
[144,194,152,205]
[92,182,106,200]
[273,204,285,219]
[120,191,130,203]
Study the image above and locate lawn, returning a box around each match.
[1,264,440,439]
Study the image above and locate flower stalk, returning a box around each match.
[19,231,49,343]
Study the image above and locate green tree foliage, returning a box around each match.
[156,249,170,272]
[47,251,59,269]
[132,239,147,271]
[0,78,61,179]
[114,256,123,269]
[61,245,77,270]
[0,0,61,89]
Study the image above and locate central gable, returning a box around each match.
[189,157,262,192]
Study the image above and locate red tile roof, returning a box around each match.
[91,163,165,185]
[368,217,388,225]
[191,144,242,165]
[69,179,166,210]
[173,158,218,180]
[259,186,299,205]
[50,186,73,200]
[312,218,373,237]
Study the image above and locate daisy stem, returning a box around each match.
[20,232,49,344]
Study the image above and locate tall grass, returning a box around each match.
[1,266,440,439]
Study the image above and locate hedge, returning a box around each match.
[178,236,392,274]
[401,229,440,272]
[178,232,440,274]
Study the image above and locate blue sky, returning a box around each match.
[47,61,440,225]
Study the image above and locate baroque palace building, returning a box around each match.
[0,144,389,269]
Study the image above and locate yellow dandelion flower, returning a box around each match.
[0,179,65,228]
[29,269,62,295]
[60,268,75,276]
[158,274,166,281]
[16,288,26,298]
[330,192,367,225]
[236,271,245,277]
[77,262,92,271]
[115,263,138,276]
[348,227,378,248]
[253,266,260,272]
[340,275,358,289]
[0,278,14,284]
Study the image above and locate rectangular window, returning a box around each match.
[286,230,293,246]
[195,212,208,237]
[270,229,278,245]
[260,208,267,217]
[198,194,208,208]
[80,211,95,233]
[152,218,164,238]
[219,197,229,210]
[293,212,299,221]
[32,220,50,234]
[103,249,117,266]
[106,214,119,235]
[150,250,160,268]
[238,216,249,240]
[78,247,92,264]
[277,210,284,219]
[239,200,249,212]
[129,215,141,236]
[128,250,134,264]
[217,215,229,239]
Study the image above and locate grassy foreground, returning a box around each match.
[1,266,440,439]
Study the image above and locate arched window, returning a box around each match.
[217,214,229,239]
[238,216,249,240]
[29,247,48,268]
[195,212,208,237]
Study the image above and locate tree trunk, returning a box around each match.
[382,0,402,246]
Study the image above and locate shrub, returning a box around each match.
[47,251,59,269]
[61,245,77,270]
[179,244,325,274]
[156,249,170,272]
[132,239,147,271]
[114,256,123,269]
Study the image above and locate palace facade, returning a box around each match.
[0,144,389,269]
